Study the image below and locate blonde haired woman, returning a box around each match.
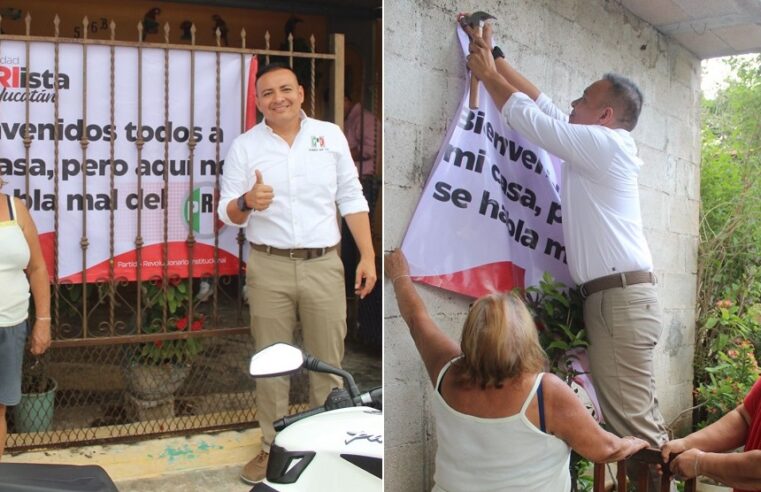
[386,249,647,492]
[0,178,51,458]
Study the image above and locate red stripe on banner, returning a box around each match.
[415,261,526,299]
[38,231,56,281]
[59,242,242,283]
[245,55,258,130]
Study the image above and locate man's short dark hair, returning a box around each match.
[256,62,298,82]
[603,73,643,131]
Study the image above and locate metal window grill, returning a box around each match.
[1,12,353,452]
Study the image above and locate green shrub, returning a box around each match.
[695,337,759,428]
[696,55,761,411]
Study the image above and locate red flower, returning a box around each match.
[176,316,189,331]
[191,314,206,331]
[154,340,163,348]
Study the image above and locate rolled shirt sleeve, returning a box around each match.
[332,123,369,217]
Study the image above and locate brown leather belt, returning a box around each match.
[250,242,337,260]
[579,270,656,298]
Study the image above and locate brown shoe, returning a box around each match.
[240,450,269,484]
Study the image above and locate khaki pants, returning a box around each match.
[586,283,673,488]
[584,283,671,490]
[246,248,347,451]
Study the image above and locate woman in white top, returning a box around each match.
[0,178,51,458]
[386,250,648,492]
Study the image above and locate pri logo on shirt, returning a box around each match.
[310,135,326,151]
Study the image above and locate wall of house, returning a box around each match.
[384,0,701,489]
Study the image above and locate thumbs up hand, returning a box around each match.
[247,169,274,211]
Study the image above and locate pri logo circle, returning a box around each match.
[183,183,223,238]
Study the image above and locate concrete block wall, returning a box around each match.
[384,0,701,489]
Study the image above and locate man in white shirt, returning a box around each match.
[464,22,669,486]
[217,63,377,485]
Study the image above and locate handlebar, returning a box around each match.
[274,406,331,432]
[273,386,382,432]
[358,387,383,409]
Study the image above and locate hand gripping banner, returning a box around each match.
[401,26,572,298]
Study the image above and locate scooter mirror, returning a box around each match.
[249,342,305,377]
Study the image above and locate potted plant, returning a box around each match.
[12,355,57,433]
[123,278,205,420]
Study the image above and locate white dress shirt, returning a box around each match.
[218,111,369,249]
[501,92,653,285]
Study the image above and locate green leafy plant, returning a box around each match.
[136,279,204,365]
[519,272,587,378]
[695,336,759,428]
[694,55,761,434]
[700,298,759,356]
[570,452,593,492]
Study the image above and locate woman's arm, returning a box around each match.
[17,198,51,355]
[661,403,759,487]
[668,448,761,489]
[543,373,648,462]
[385,250,461,385]
[661,405,750,457]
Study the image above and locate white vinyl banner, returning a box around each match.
[401,27,573,298]
[0,40,252,282]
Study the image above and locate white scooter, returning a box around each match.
[247,343,382,492]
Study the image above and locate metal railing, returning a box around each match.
[593,448,697,491]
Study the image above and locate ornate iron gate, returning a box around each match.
[1,12,347,451]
